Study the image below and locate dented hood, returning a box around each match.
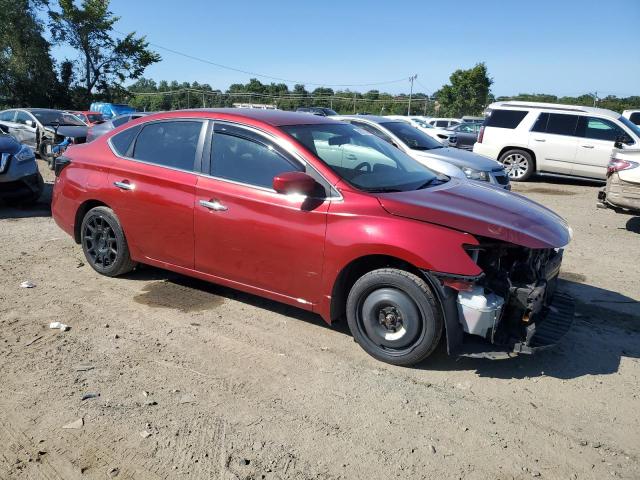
[376,178,571,249]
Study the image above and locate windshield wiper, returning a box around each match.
[416,175,449,190]
[362,187,404,193]
[410,145,443,151]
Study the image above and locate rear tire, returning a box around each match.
[346,268,443,366]
[499,149,534,181]
[80,206,136,277]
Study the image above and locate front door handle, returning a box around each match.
[199,199,228,211]
[581,145,594,149]
[345,153,357,160]
[533,138,546,142]
[114,181,135,190]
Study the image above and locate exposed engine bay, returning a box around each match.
[434,240,573,356]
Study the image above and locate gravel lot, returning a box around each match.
[1,161,639,480]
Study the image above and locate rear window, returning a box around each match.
[484,109,527,129]
[133,121,202,171]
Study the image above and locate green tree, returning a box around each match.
[49,0,160,103]
[435,63,493,117]
[0,0,61,107]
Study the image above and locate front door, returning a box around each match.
[13,111,38,148]
[106,119,206,268]
[574,116,630,179]
[194,122,330,306]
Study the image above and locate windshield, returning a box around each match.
[381,122,443,150]
[32,110,86,127]
[282,123,444,192]
[87,114,104,123]
[618,115,640,139]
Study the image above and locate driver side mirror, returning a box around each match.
[273,171,318,196]
[25,120,35,128]
[614,134,633,149]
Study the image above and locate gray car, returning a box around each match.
[0,108,89,169]
[86,112,154,142]
[447,122,481,151]
[333,115,509,189]
[0,126,43,205]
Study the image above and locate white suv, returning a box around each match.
[473,101,640,181]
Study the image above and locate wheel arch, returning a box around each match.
[498,146,537,172]
[329,254,429,324]
[74,199,110,243]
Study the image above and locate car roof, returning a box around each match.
[487,101,621,119]
[181,108,339,126]
[332,114,398,125]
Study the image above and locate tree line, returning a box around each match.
[1,1,637,117]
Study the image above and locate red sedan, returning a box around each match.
[70,111,105,126]
[52,109,573,366]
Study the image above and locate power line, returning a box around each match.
[115,29,410,88]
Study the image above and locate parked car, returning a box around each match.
[461,116,485,124]
[427,118,462,128]
[598,144,640,214]
[334,115,509,188]
[622,109,640,126]
[296,107,338,116]
[70,111,105,126]
[474,101,640,181]
[0,126,44,205]
[86,112,153,142]
[385,115,456,144]
[0,108,88,168]
[448,122,481,150]
[51,109,572,366]
[89,102,136,120]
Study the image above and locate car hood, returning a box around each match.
[376,178,571,249]
[414,147,502,171]
[44,125,88,138]
[0,135,22,154]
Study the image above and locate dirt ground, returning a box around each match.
[1,161,639,480]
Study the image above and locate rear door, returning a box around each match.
[574,116,630,179]
[106,119,206,267]
[194,122,330,306]
[528,112,580,175]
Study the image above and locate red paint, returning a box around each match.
[52,109,570,324]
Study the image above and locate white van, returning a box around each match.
[473,101,640,181]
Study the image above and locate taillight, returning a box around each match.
[607,158,639,176]
[478,126,485,143]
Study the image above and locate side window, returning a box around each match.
[545,113,579,136]
[15,111,32,125]
[531,112,549,133]
[435,120,448,127]
[211,124,303,188]
[110,125,142,156]
[582,117,625,142]
[133,121,202,171]
[0,111,16,122]
[629,112,640,125]
[484,109,528,129]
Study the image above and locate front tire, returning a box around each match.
[80,206,136,277]
[346,269,443,366]
[499,149,534,181]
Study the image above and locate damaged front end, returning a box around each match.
[431,241,575,358]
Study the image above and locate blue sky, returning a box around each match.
[52,0,640,97]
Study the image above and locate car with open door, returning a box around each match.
[0,125,44,205]
[52,109,573,366]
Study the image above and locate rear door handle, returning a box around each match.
[345,154,357,160]
[114,181,135,190]
[533,138,546,142]
[581,145,594,149]
[199,199,228,211]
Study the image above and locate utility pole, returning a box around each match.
[423,96,428,116]
[407,74,417,116]
[202,92,205,108]
[353,92,357,113]
[593,91,598,107]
